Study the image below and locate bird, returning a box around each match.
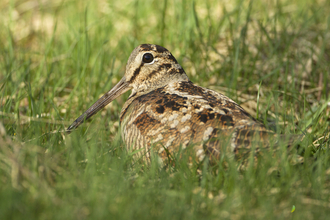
[67,44,301,165]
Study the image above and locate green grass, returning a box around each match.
[1,0,330,219]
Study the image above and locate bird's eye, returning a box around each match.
[142,53,154,63]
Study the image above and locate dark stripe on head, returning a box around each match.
[145,65,163,80]
[155,45,168,53]
[167,54,178,63]
[168,66,186,75]
[178,67,185,74]
[163,64,172,69]
[140,44,153,51]
[168,68,178,75]
[129,63,144,83]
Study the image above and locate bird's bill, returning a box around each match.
[66,77,130,133]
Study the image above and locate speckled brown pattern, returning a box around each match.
[67,44,301,165]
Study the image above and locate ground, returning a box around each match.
[0,0,330,219]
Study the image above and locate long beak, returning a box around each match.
[67,77,130,133]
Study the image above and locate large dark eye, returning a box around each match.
[142,53,154,63]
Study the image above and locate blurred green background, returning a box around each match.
[0,0,330,219]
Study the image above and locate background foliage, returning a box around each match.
[0,0,330,219]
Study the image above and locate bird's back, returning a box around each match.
[120,81,275,163]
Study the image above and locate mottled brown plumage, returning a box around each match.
[67,44,300,164]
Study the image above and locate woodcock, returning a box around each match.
[67,44,300,164]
